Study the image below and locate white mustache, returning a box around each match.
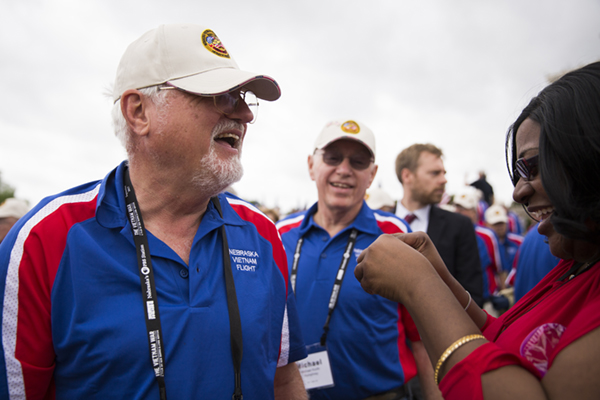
[211,119,245,138]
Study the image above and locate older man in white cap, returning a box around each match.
[365,187,396,213]
[0,198,29,244]
[484,204,524,281]
[0,24,306,400]
[277,120,440,400]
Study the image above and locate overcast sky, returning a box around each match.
[1,0,599,214]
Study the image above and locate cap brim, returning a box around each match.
[168,68,281,101]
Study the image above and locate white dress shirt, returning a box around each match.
[395,202,432,233]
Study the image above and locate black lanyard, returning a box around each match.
[290,228,358,346]
[124,169,243,400]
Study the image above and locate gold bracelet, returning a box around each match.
[434,334,486,385]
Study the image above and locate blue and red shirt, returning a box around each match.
[499,232,524,273]
[277,203,419,400]
[506,224,559,300]
[475,225,503,295]
[0,161,305,399]
[507,211,525,235]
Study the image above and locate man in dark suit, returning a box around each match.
[394,144,483,307]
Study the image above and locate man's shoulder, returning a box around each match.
[20,181,102,230]
[275,211,307,235]
[507,232,524,245]
[0,180,103,271]
[371,209,410,234]
[220,193,278,234]
[475,225,499,242]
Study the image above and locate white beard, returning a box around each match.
[191,120,245,196]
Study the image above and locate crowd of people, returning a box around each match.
[0,22,598,400]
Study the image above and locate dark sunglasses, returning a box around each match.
[316,149,373,171]
[515,154,539,181]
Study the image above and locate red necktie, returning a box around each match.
[404,213,417,224]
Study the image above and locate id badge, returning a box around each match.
[296,342,335,390]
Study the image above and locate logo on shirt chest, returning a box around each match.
[230,249,260,272]
[520,322,566,376]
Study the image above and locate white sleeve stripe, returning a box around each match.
[506,268,517,286]
[226,197,267,219]
[374,213,409,232]
[276,304,290,367]
[275,215,304,231]
[3,184,101,399]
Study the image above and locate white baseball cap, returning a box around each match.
[365,188,394,210]
[485,204,508,225]
[453,188,480,210]
[113,24,281,102]
[314,119,376,159]
[0,198,29,219]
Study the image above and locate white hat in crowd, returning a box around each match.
[365,188,394,210]
[314,119,376,159]
[485,204,508,225]
[113,24,281,102]
[0,198,29,219]
[453,187,481,210]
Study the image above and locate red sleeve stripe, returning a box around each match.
[374,214,409,234]
[225,197,291,366]
[275,215,304,235]
[2,185,100,399]
[507,233,524,246]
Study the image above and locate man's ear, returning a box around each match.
[307,154,316,181]
[401,168,413,185]
[366,164,378,189]
[120,89,150,137]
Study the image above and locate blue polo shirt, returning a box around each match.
[0,161,305,399]
[513,224,560,301]
[499,232,524,272]
[277,202,419,400]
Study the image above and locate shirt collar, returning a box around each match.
[395,201,431,232]
[299,200,381,237]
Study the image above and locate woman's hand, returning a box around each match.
[355,233,439,303]
[391,231,454,283]
[386,232,488,329]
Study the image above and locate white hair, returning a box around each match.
[111,86,169,155]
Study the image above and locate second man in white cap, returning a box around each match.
[277,120,441,400]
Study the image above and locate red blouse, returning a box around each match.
[440,258,600,399]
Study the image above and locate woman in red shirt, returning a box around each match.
[355,61,600,399]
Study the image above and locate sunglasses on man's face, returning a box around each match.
[515,154,539,181]
[316,149,373,171]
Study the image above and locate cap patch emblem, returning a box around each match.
[341,120,360,134]
[202,29,230,59]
